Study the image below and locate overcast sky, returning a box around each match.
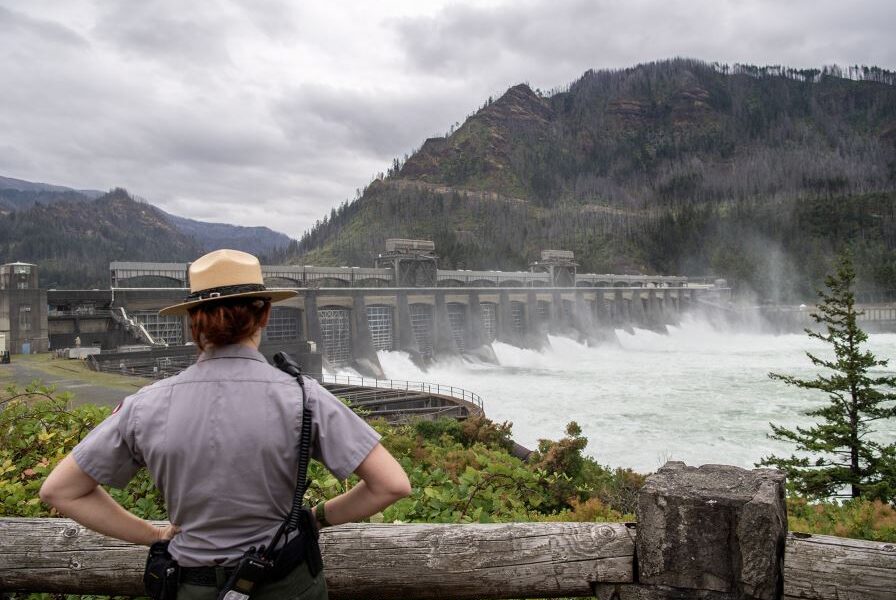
[1,1,894,239]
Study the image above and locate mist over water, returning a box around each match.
[368,317,896,473]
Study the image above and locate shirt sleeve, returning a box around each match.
[305,379,381,480]
[71,395,144,489]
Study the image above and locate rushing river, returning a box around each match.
[362,317,896,473]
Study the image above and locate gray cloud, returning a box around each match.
[0,5,87,47]
[274,83,469,158]
[394,0,896,89]
[0,0,894,241]
[93,2,234,69]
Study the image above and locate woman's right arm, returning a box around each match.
[318,443,411,526]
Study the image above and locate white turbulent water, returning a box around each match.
[340,317,896,474]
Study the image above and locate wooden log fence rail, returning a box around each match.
[1,463,894,599]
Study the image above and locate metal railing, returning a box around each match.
[312,373,484,412]
[110,307,166,348]
[90,354,195,379]
[47,309,113,318]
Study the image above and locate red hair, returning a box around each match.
[189,298,270,352]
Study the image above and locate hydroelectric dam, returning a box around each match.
[45,240,728,379]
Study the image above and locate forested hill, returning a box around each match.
[0,177,295,280]
[292,59,896,301]
[0,189,203,288]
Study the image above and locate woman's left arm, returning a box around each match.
[40,454,178,545]
[316,443,411,526]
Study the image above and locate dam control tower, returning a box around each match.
[375,238,439,287]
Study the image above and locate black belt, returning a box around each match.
[179,544,311,588]
[179,565,236,587]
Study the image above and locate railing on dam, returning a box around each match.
[2,462,894,599]
[110,260,705,290]
[315,373,484,412]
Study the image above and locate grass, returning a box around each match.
[1,352,150,390]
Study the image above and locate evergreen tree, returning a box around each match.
[759,254,896,501]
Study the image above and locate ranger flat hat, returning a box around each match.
[159,249,297,316]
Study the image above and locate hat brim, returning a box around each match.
[159,290,298,317]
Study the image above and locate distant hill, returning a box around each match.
[0,176,104,213]
[293,59,896,301]
[162,212,293,257]
[0,175,105,196]
[0,188,203,288]
[0,176,295,275]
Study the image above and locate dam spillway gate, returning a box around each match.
[291,285,719,373]
[65,284,725,376]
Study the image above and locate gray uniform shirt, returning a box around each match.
[72,344,381,566]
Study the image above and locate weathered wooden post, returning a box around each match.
[595,461,787,600]
[0,519,635,598]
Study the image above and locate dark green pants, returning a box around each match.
[177,561,328,600]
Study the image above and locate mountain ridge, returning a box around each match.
[0,176,295,260]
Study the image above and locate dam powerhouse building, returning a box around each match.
[9,240,727,376]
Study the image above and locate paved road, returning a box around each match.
[1,357,148,407]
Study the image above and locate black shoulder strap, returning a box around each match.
[265,352,313,555]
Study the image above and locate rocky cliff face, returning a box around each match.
[400,84,554,195]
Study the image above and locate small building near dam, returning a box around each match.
[0,262,48,355]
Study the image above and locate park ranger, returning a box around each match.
[41,249,412,599]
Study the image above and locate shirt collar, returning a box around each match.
[197,343,267,364]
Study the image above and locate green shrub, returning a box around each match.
[0,383,167,520]
[788,496,896,542]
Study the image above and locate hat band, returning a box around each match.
[186,283,268,302]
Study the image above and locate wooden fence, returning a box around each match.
[1,463,894,599]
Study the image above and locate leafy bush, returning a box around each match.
[412,414,514,451]
[788,496,896,542]
[540,497,628,523]
[0,383,166,520]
